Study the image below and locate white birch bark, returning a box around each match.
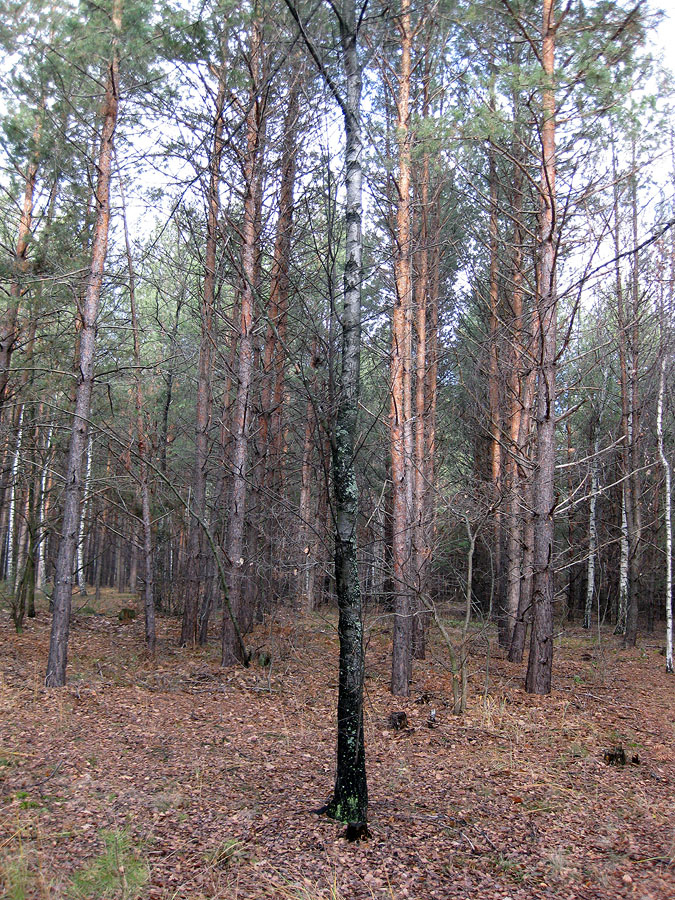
[584,369,607,630]
[6,407,24,584]
[584,447,599,630]
[76,434,93,594]
[657,358,673,672]
[36,422,54,592]
[617,487,629,634]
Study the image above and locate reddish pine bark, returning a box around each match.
[390,0,414,697]
[0,108,42,417]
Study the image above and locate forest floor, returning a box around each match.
[0,590,673,900]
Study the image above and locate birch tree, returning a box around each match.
[284,0,368,829]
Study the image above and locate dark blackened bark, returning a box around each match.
[285,0,367,828]
[326,22,367,822]
[525,0,556,695]
[45,4,121,687]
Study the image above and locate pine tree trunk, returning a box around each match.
[390,0,414,696]
[45,3,121,687]
[508,368,536,663]
[120,171,156,655]
[412,154,429,660]
[261,71,300,606]
[222,17,263,665]
[487,148,506,647]
[181,73,225,646]
[0,108,42,417]
[525,0,557,695]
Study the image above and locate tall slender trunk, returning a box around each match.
[412,147,429,659]
[285,0,367,828]
[119,169,156,655]
[180,72,226,646]
[5,406,24,584]
[260,71,300,464]
[260,71,300,606]
[390,0,414,696]
[36,422,54,593]
[0,107,42,417]
[412,46,433,661]
[222,16,263,665]
[298,345,318,608]
[584,433,600,630]
[324,2,367,826]
[505,155,525,645]
[76,435,93,594]
[422,196,441,622]
[525,0,557,695]
[487,147,506,646]
[624,149,642,647]
[45,1,121,687]
[508,365,536,663]
[656,356,672,671]
[583,367,607,629]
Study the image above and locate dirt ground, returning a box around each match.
[1,590,673,899]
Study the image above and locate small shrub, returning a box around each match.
[0,852,32,900]
[69,829,149,899]
[205,837,244,868]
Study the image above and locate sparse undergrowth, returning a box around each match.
[0,591,673,899]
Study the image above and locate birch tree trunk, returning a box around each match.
[657,357,673,672]
[76,435,93,594]
[326,0,368,826]
[284,0,367,829]
[36,422,54,593]
[583,368,607,629]
[584,438,600,630]
[45,0,121,687]
[624,149,642,647]
[5,407,24,584]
